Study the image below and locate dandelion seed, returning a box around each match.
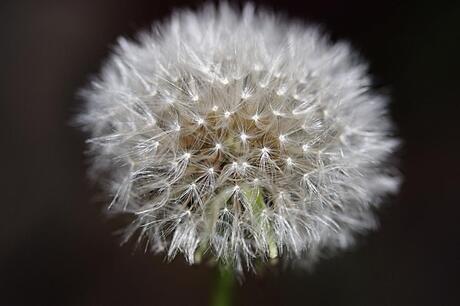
[261,147,270,154]
[279,134,287,143]
[196,117,205,126]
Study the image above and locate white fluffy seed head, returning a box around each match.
[78,3,400,273]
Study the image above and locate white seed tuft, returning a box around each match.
[78,2,400,273]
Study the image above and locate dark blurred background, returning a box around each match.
[1,0,459,305]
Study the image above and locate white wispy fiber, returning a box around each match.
[78,3,400,273]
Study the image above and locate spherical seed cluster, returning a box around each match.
[78,3,400,272]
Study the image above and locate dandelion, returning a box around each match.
[78,3,400,274]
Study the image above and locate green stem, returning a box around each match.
[211,265,234,306]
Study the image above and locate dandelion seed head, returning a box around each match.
[78,2,400,273]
